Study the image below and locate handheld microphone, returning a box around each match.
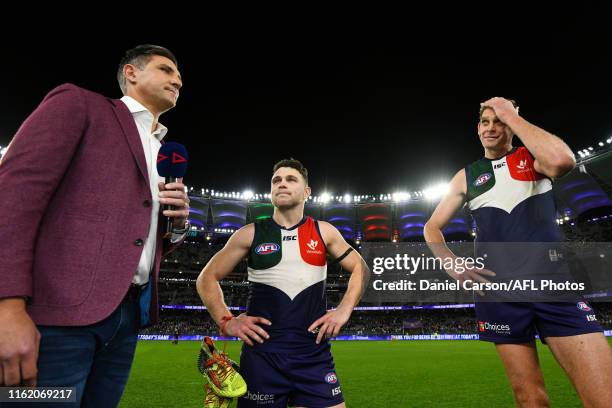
[156,142,189,237]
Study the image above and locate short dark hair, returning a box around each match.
[272,158,309,185]
[479,99,519,119]
[117,44,178,94]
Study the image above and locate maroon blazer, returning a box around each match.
[0,83,181,326]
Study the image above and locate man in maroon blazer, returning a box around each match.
[0,44,190,406]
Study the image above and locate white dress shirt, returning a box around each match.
[121,96,170,286]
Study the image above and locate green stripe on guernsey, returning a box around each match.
[248,219,282,270]
[466,159,495,202]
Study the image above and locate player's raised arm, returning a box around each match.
[196,224,271,346]
[308,222,370,344]
[481,97,576,178]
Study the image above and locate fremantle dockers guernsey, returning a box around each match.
[246,216,328,353]
[465,147,563,243]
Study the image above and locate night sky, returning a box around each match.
[2,9,611,196]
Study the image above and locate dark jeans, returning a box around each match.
[14,295,140,407]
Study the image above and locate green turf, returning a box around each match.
[119,339,609,407]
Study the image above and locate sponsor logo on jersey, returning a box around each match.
[332,386,342,396]
[479,321,511,335]
[243,391,275,403]
[494,161,506,169]
[586,314,597,322]
[577,301,592,312]
[283,235,297,241]
[514,158,533,174]
[305,238,324,255]
[255,243,280,255]
[307,239,319,251]
[325,372,338,384]
[473,173,492,187]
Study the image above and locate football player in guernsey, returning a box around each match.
[424,97,611,407]
[197,158,370,408]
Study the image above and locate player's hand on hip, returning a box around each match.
[308,307,352,344]
[448,263,496,296]
[0,298,40,386]
[158,179,190,229]
[224,313,271,346]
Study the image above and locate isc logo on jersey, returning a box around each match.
[474,173,492,187]
[256,243,280,255]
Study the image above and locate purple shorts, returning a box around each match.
[475,301,603,344]
[237,345,344,408]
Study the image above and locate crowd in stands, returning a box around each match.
[142,216,612,337]
[140,304,612,336]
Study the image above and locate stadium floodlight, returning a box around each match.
[320,192,331,204]
[423,183,449,201]
[564,216,569,221]
[599,142,604,147]
[588,147,594,151]
[578,152,585,158]
[243,190,254,200]
[393,192,411,202]
[607,138,612,144]
[343,194,352,203]
[0,146,6,158]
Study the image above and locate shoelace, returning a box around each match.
[204,388,227,406]
[205,354,234,388]
[204,386,225,405]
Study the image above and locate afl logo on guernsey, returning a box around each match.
[577,301,592,312]
[474,173,492,187]
[255,243,280,255]
[325,372,338,384]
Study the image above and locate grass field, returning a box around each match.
[119,339,610,407]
